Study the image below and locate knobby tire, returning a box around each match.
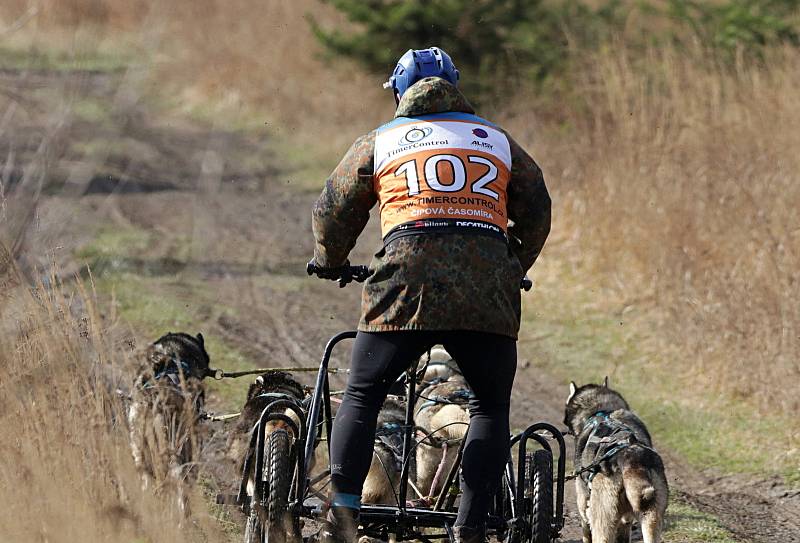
[529,449,554,543]
[264,428,294,543]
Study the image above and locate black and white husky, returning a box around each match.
[564,378,668,543]
[128,332,211,517]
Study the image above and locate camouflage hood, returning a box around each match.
[395,77,475,118]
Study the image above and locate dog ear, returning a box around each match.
[567,381,577,403]
[196,332,205,347]
[602,376,609,388]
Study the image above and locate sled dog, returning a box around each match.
[128,332,211,516]
[226,371,307,490]
[414,347,470,500]
[363,397,408,505]
[564,378,668,543]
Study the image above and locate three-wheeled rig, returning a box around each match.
[225,265,567,543]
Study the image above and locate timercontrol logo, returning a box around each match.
[399,126,433,145]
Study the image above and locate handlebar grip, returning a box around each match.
[310,261,527,290]
[307,261,373,285]
[350,265,371,281]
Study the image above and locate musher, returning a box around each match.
[310,47,551,543]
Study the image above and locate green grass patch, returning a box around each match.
[521,273,799,483]
[94,272,252,411]
[77,227,254,411]
[76,227,151,262]
[71,136,162,164]
[0,44,131,72]
[665,501,735,542]
[70,96,114,123]
[273,138,337,193]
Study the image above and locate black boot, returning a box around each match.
[453,524,486,543]
[319,506,359,543]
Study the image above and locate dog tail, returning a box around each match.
[621,444,666,513]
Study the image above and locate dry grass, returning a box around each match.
[507,45,800,415]
[0,257,222,542]
[0,0,387,160]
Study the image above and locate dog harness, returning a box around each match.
[416,387,474,414]
[375,421,405,472]
[374,112,511,245]
[145,357,194,388]
[575,411,637,487]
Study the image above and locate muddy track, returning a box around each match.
[5,68,800,543]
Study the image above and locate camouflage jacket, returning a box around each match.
[312,78,551,339]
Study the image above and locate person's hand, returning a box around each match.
[306,259,350,281]
[307,259,371,287]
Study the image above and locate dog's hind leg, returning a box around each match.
[415,441,441,497]
[582,521,592,543]
[640,511,663,543]
[587,476,622,543]
[576,480,592,543]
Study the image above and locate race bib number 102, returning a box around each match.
[373,114,512,237]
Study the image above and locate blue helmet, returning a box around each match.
[384,47,460,100]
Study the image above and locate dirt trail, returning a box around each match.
[5,68,800,543]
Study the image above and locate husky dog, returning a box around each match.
[128,332,211,517]
[414,347,470,500]
[362,397,408,505]
[226,371,308,488]
[225,371,308,542]
[564,378,668,543]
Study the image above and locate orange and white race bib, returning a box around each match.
[374,112,511,241]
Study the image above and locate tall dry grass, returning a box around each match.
[0,255,220,542]
[0,0,387,157]
[509,45,800,413]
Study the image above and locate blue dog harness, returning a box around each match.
[142,357,194,389]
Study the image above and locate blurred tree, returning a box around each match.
[667,0,800,53]
[310,0,800,101]
[308,0,625,101]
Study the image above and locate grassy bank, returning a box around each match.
[0,262,228,542]
[522,252,798,483]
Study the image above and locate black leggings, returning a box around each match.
[329,330,517,529]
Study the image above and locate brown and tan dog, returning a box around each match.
[226,371,307,494]
[414,347,471,501]
[564,378,668,543]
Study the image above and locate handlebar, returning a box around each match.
[306,261,373,288]
[308,261,533,291]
